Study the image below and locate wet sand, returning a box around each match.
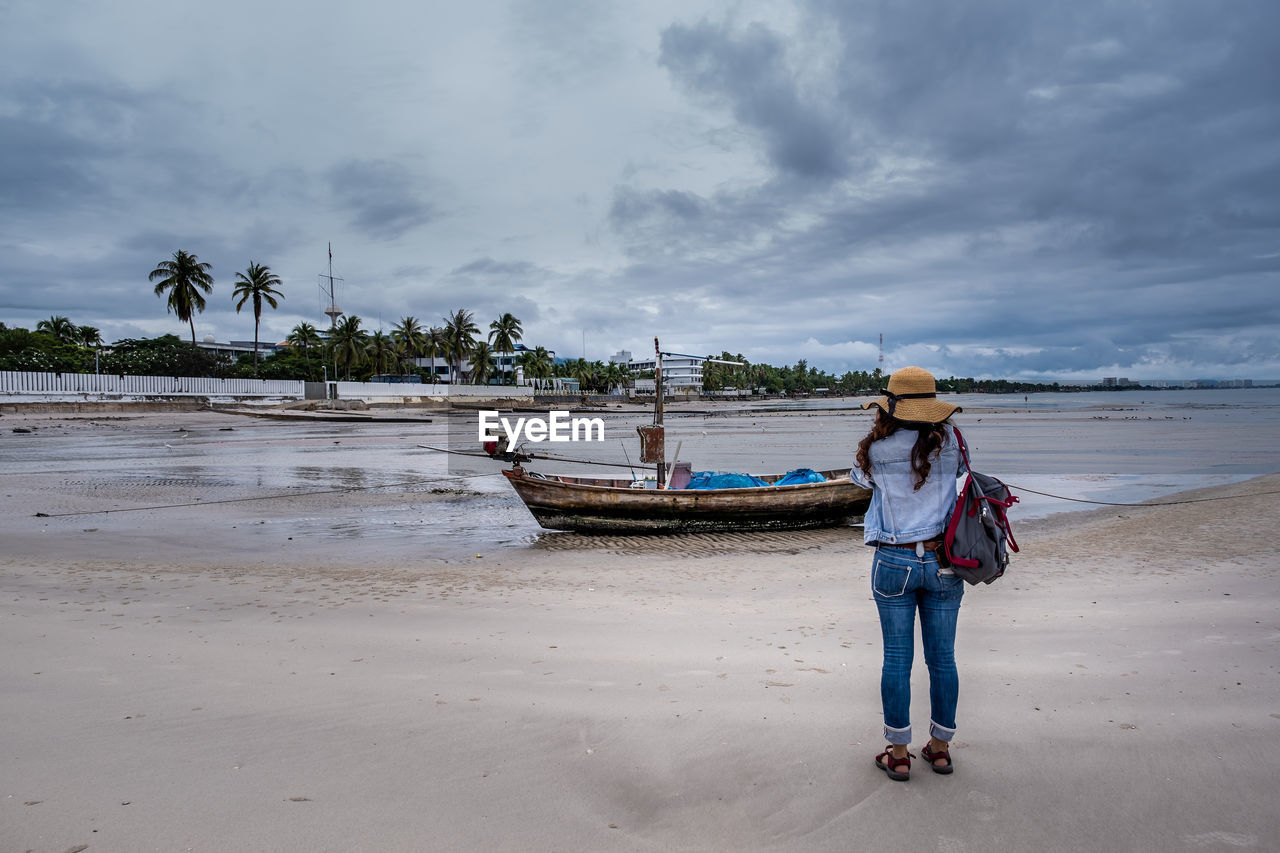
[2,411,1280,851]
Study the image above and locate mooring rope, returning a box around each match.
[32,476,1280,519]
[1006,483,1280,508]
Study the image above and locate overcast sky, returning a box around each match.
[3,0,1277,381]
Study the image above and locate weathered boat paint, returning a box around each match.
[502,467,871,533]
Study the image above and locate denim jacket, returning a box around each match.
[851,425,961,545]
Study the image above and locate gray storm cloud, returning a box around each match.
[1,0,1276,381]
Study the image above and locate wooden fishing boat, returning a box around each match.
[503,465,870,533]
[454,337,872,533]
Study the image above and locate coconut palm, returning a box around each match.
[569,359,589,392]
[149,250,214,346]
[516,346,553,388]
[392,316,425,374]
[531,346,553,374]
[36,315,78,344]
[328,315,368,380]
[365,331,397,376]
[442,308,479,383]
[561,357,593,392]
[469,341,497,385]
[578,359,597,391]
[603,362,629,395]
[488,313,522,382]
[551,354,575,389]
[231,262,284,376]
[488,312,522,351]
[76,325,103,349]
[287,321,322,380]
[422,326,446,383]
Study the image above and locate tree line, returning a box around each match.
[0,249,557,385]
[0,315,1090,396]
[700,353,1084,395]
[0,248,1091,393]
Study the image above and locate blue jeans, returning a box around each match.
[871,545,964,745]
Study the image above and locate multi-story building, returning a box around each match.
[196,337,284,361]
[624,352,705,395]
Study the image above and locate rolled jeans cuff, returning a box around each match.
[883,722,911,745]
[929,719,956,743]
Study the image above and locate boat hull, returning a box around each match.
[502,468,871,533]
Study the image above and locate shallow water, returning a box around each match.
[4,390,1278,560]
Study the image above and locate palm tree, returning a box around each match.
[793,358,812,393]
[562,357,594,392]
[422,326,446,384]
[149,250,214,346]
[469,341,497,385]
[287,321,322,380]
[231,262,284,376]
[76,325,103,349]
[36,315,78,344]
[603,362,628,395]
[515,347,553,388]
[366,331,397,376]
[442,308,479,383]
[392,316,425,374]
[328,315,367,380]
[488,313,523,383]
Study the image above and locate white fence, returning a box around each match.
[332,381,543,402]
[0,371,605,405]
[0,371,304,402]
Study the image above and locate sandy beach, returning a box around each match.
[3,408,1279,852]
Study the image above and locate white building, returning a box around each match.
[626,353,704,395]
[195,337,283,361]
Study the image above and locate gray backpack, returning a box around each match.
[942,428,1019,584]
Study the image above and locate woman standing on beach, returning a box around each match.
[851,366,963,781]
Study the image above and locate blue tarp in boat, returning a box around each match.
[683,471,770,489]
[681,469,827,489]
[772,468,826,486]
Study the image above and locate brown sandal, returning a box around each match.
[921,742,953,774]
[874,747,913,781]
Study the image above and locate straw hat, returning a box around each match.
[862,366,960,424]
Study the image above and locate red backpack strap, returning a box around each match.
[943,474,980,569]
[999,510,1020,553]
[952,425,972,474]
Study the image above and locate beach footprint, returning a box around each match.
[966,788,998,822]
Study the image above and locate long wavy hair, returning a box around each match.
[856,408,951,491]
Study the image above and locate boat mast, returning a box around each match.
[322,243,344,330]
[654,336,665,488]
[635,337,667,487]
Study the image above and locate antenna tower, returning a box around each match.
[878,333,884,368]
[319,243,345,329]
